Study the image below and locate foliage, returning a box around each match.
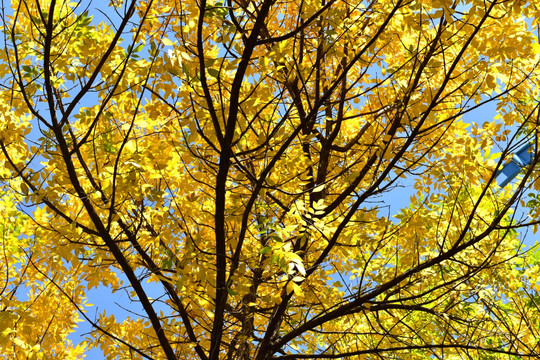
[1,0,540,359]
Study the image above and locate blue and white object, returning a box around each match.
[496,142,534,187]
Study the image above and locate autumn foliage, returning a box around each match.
[2,0,540,359]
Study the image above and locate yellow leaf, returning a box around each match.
[162,38,174,46]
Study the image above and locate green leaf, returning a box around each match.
[259,246,272,255]
[227,287,237,295]
[206,68,220,78]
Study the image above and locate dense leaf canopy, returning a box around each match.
[1,0,540,359]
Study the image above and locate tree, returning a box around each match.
[1,0,540,358]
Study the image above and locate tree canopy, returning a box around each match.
[1,0,540,359]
